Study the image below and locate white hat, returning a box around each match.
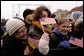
[6,19,25,36]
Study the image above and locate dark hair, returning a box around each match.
[51,14,56,18]
[23,9,33,19]
[34,6,51,21]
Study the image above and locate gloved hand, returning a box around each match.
[59,40,71,48]
[39,33,50,55]
[40,33,50,41]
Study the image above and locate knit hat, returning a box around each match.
[6,19,25,36]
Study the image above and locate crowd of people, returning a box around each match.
[1,5,83,55]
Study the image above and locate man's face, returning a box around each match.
[58,22,70,35]
[15,25,26,39]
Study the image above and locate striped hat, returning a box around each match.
[6,19,25,36]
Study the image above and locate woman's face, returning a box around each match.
[41,11,48,18]
[58,22,70,35]
[25,14,34,25]
[15,25,26,39]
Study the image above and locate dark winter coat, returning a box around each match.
[1,35,27,55]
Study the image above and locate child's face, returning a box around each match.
[58,22,70,35]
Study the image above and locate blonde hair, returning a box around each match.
[56,18,70,26]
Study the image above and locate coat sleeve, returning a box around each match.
[38,33,49,55]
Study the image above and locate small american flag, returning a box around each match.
[28,37,39,49]
[69,38,83,48]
